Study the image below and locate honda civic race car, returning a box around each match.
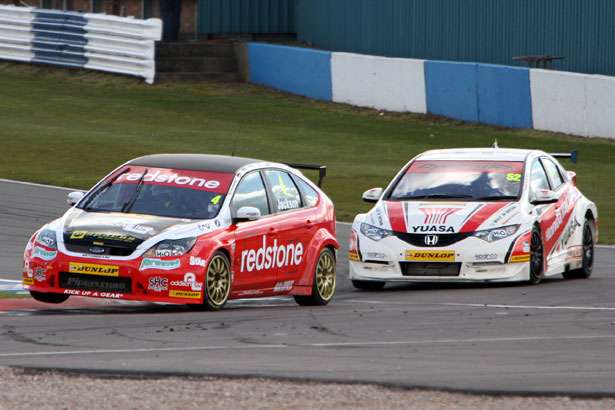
[23,154,338,310]
[349,147,597,289]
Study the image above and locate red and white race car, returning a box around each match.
[23,154,337,310]
[349,147,597,289]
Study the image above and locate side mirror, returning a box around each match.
[531,189,559,205]
[234,206,261,222]
[362,187,383,203]
[67,191,85,206]
[567,171,577,186]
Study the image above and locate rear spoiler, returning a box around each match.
[551,149,578,164]
[285,163,327,188]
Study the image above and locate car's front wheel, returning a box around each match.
[563,219,594,279]
[294,248,336,306]
[528,226,544,285]
[199,251,231,311]
[351,279,386,291]
[30,290,70,304]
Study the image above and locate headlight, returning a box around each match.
[143,237,197,257]
[36,228,57,249]
[472,225,519,242]
[360,223,394,242]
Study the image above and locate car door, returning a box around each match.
[263,169,311,290]
[230,170,278,292]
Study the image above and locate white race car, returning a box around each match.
[349,147,597,289]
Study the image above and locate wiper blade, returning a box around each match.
[472,195,518,201]
[82,167,130,211]
[121,168,148,213]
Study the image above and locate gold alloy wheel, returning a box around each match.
[206,254,231,306]
[315,250,336,301]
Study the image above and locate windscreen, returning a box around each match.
[79,166,234,219]
[389,161,524,201]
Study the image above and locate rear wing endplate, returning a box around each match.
[285,163,327,188]
[551,149,578,164]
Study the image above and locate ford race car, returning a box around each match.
[23,154,338,310]
[349,147,597,289]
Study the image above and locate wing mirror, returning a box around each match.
[531,189,559,205]
[362,187,383,203]
[567,171,577,186]
[67,191,85,206]
[234,206,261,222]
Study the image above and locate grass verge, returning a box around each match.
[1,63,613,242]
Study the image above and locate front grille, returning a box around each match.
[400,262,461,276]
[59,272,132,294]
[393,231,473,247]
[64,243,134,256]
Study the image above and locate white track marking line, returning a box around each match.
[2,335,615,358]
[344,299,615,311]
[0,178,77,191]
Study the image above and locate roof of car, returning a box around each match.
[127,154,265,174]
[416,148,534,162]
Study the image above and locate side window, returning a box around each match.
[231,172,269,217]
[542,158,565,190]
[530,160,550,196]
[295,177,319,207]
[265,170,302,212]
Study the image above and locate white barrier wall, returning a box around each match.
[530,69,588,137]
[585,75,615,140]
[0,5,161,84]
[331,52,427,113]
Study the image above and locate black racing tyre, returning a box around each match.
[294,248,336,306]
[351,279,386,291]
[528,226,544,285]
[29,290,70,304]
[192,251,231,311]
[563,219,594,280]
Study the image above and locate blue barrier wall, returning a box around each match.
[425,61,479,123]
[477,64,532,129]
[248,43,332,101]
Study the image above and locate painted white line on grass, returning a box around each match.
[344,299,615,311]
[0,178,78,191]
[1,335,615,358]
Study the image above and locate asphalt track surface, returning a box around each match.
[1,179,615,395]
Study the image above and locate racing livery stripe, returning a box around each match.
[459,203,508,233]
[386,201,407,232]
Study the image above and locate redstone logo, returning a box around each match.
[240,236,303,273]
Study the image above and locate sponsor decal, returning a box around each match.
[148,276,168,292]
[412,225,455,233]
[170,273,203,291]
[375,207,384,226]
[69,262,119,276]
[63,289,124,298]
[349,251,360,261]
[411,161,523,173]
[523,241,530,253]
[70,231,136,243]
[140,258,180,271]
[32,246,57,261]
[169,290,202,299]
[34,267,47,282]
[23,260,33,277]
[273,280,294,292]
[26,241,34,251]
[122,224,154,235]
[240,236,303,273]
[475,254,498,260]
[566,246,583,260]
[190,256,206,267]
[113,166,232,194]
[23,277,34,285]
[238,290,264,297]
[545,189,580,242]
[366,252,386,259]
[509,254,530,263]
[405,250,455,262]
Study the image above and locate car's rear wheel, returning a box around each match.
[563,219,594,279]
[351,279,386,291]
[195,251,231,311]
[294,248,336,306]
[528,226,544,285]
[29,290,70,304]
